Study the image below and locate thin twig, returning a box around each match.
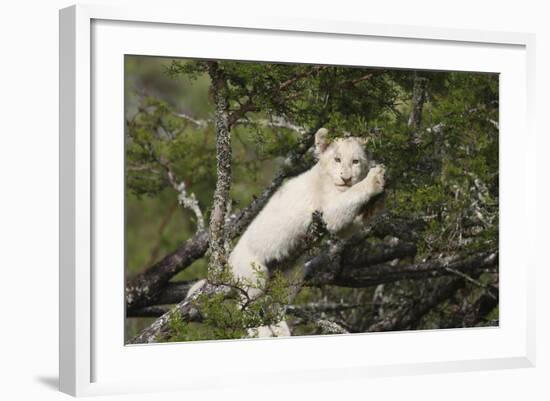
[444,266,498,300]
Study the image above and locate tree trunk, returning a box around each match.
[206,61,232,278]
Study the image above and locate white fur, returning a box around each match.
[229,128,386,337]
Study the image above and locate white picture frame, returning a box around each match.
[59,3,536,397]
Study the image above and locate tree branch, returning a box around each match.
[125,230,209,311]
[172,111,209,129]
[326,250,497,289]
[129,248,495,312]
[162,162,205,232]
[235,115,307,135]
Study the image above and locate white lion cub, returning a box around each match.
[228,127,386,337]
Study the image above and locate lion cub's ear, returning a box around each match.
[315,128,330,153]
[358,136,369,147]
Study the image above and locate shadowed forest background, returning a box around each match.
[124,56,499,343]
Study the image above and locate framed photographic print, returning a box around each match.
[59,4,536,396]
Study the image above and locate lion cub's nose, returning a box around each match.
[341,177,352,186]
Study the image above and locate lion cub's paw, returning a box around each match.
[365,164,386,196]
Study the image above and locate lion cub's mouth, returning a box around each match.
[336,183,352,188]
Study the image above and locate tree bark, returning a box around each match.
[206,62,232,278]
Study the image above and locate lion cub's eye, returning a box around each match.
[352,159,359,165]
[334,157,341,163]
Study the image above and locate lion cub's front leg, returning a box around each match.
[323,165,386,233]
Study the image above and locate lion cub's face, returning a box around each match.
[315,128,369,192]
